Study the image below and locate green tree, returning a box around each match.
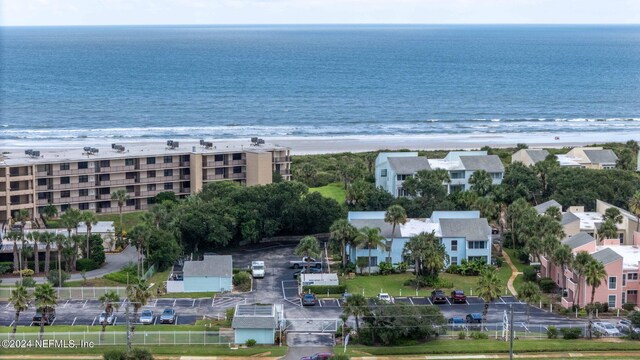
[402,169,450,206]
[542,235,560,276]
[329,219,358,268]
[15,208,31,231]
[294,236,322,268]
[501,162,542,203]
[146,229,182,272]
[59,208,81,238]
[597,219,618,242]
[39,232,55,274]
[54,234,67,286]
[573,251,593,308]
[507,198,536,248]
[403,231,445,279]
[34,283,57,340]
[469,170,493,196]
[603,207,623,224]
[473,196,497,224]
[355,227,386,275]
[476,268,503,326]
[42,204,58,221]
[544,206,562,222]
[80,211,98,258]
[9,285,32,335]
[26,232,40,274]
[342,293,369,331]
[126,280,152,333]
[630,191,640,232]
[98,291,120,333]
[534,155,560,197]
[110,189,130,230]
[616,148,634,170]
[584,258,607,338]
[517,281,541,324]
[128,223,151,277]
[295,163,317,186]
[552,244,573,301]
[384,205,407,264]
[5,231,22,272]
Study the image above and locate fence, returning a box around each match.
[437,322,591,340]
[1,330,235,346]
[142,264,156,281]
[0,287,128,300]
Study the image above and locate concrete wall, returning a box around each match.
[166,280,184,293]
[246,152,273,186]
[189,153,203,193]
[183,276,233,292]
[235,328,274,345]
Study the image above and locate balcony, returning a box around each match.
[9,174,33,181]
[204,161,225,168]
[279,169,291,176]
[565,277,577,293]
[95,193,112,200]
[180,174,190,181]
[561,297,573,309]
[274,156,291,163]
[229,172,246,179]
[205,174,226,181]
[96,205,136,214]
[139,162,179,170]
[97,178,136,186]
[9,188,33,195]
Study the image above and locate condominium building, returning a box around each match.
[512,147,618,169]
[0,141,291,222]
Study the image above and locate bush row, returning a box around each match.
[303,284,347,294]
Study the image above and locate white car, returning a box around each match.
[616,319,640,334]
[593,322,621,336]
[251,261,265,278]
[377,293,394,304]
[98,311,115,325]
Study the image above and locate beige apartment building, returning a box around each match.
[0,141,291,222]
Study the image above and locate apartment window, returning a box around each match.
[629,290,638,295]
[99,160,110,168]
[163,156,173,164]
[164,169,173,177]
[181,155,190,162]
[60,177,70,184]
[125,159,134,166]
[622,292,627,305]
[79,175,88,183]
[215,168,224,175]
[397,188,410,197]
[79,203,89,210]
[623,274,627,287]
[232,153,242,160]
[126,199,135,206]
[37,192,48,200]
[628,273,639,281]
[397,174,409,181]
[99,201,110,209]
[450,184,465,193]
[126,186,134,193]
[451,240,458,252]
[60,163,70,171]
[126,172,136,180]
[619,233,624,244]
[37,178,47,186]
[147,157,156,165]
[147,184,156,191]
[79,189,89,197]
[78,162,88,169]
[147,171,156,178]
[214,154,224,162]
[380,169,387,177]
[147,197,156,205]
[357,256,377,267]
[609,276,617,290]
[61,204,69,212]
[99,174,110,181]
[10,195,20,204]
[61,191,70,198]
[451,257,458,266]
[468,241,486,249]
[164,183,173,190]
[99,187,110,195]
[608,295,616,308]
[490,172,503,180]
[233,166,242,174]
[450,171,465,179]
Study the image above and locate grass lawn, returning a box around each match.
[0,345,286,357]
[340,339,640,356]
[504,248,529,272]
[64,277,124,287]
[95,211,146,230]
[309,182,346,204]
[158,291,217,299]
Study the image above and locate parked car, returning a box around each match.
[450,290,467,303]
[300,352,334,360]
[431,289,447,304]
[159,308,177,324]
[302,293,318,306]
[98,311,115,325]
[448,317,466,329]
[466,313,483,323]
[593,321,621,336]
[617,319,640,334]
[139,310,154,325]
[293,267,322,279]
[289,257,322,269]
[32,308,56,325]
[341,292,353,304]
[377,293,395,304]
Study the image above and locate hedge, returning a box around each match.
[302,285,347,294]
[76,258,100,272]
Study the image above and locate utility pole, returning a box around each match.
[125,302,131,353]
[509,304,514,360]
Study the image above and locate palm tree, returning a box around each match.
[329,219,358,268]
[342,293,369,331]
[473,196,497,223]
[15,208,31,231]
[9,285,32,336]
[98,291,120,333]
[355,227,386,275]
[111,189,130,229]
[54,234,67,287]
[542,235,560,277]
[128,223,151,277]
[518,282,541,325]
[524,235,544,265]
[42,204,58,221]
[59,208,81,238]
[26,232,40,274]
[544,206,562,222]
[476,267,503,327]
[6,231,22,272]
[294,236,321,268]
[572,251,593,308]
[584,259,607,338]
[629,191,640,232]
[126,280,152,333]
[384,205,407,264]
[39,232,55,274]
[603,208,623,224]
[469,170,493,196]
[34,283,57,340]
[597,219,618,242]
[552,244,573,301]
[80,211,98,258]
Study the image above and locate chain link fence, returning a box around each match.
[1,330,234,346]
[438,322,590,339]
[0,287,128,300]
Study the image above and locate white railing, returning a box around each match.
[0,287,127,300]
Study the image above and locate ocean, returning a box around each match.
[1,25,640,145]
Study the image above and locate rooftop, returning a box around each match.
[555,154,583,167]
[459,155,504,173]
[598,245,640,270]
[563,232,595,249]
[592,247,624,267]
[583,149,618,165]
[524,149,550,163]
[399,218,440,238]
[569,211,603,231]
[0,140,289,166]
[439,218,490,241]
[232,304,277,329]
[182,255,233,277]
[535,200,563,214]
[387,156,431,174]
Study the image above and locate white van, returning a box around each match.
[251,261,265,278]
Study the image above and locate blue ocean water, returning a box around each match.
[1,25,639,143]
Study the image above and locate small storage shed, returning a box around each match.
[232,304,282,345]
[173,254,232,293]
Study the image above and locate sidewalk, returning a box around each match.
[502,250,522,297]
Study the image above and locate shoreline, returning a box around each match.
[2,131,639,156]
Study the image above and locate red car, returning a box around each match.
[300,352,334,360]
[451,290,467,303]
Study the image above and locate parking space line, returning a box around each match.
[173,299,177,307]
[174,316,178,325]
[29,322,34,327]
[500,297,507,304]
[152,299,158,307]
[71,317,77,326]
[9,320,14,328]
[83,299,89,308]
[319,299,323,307]
[153,316,157,325]
[113,317,117,326]
[50,318,56,326]
[446,297,452,305]
[212,295,216,306]
[465,299,470,305]
[91,317,96,326]
[5,302,11,308]
[427,297,433,305]
[337,299,341,308]
[192,299,196,307]
[63,299,70,308]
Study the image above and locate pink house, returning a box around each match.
[541,232,640,309]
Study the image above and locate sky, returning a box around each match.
[2,0,639,26]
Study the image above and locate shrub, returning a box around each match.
[232,268,251,275]
[104,264,138,284]
[494,257,504,268]
[538,278,557,293]
[516,250,530,264]
[547,326,558,339]
[0,262,12,274]
[523,267,538,282]
[16,277,36,287]
[623,303,636,311]
[446,264,460,274]
[378,261,393,275]
[13,269,35,277]
[233,271,252,292]
[103,350,126,360]
[127,348,154,360]
[585,302,609,314]
[303,285,347,295]
[76,258,99,271]
[469,331,488,340]
[245,339,257,347]
[396,262,408,273]
[343,262,356,274]
[45,270,69,286]
[458,331,466,340]
[330,355,350,360]
[225,307,235,325]
[560,327,582,340]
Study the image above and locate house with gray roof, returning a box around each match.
[534,200,563,215]
[512,149,551,166]
[232,304,283,345]
[166,254,232,293]
[562,232,595,250]
[565,147,618,169]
